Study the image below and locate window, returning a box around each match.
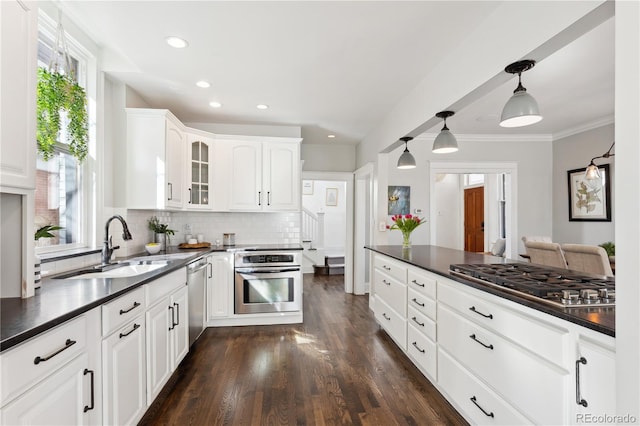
[35,13,93,251]
[498,173,507,239]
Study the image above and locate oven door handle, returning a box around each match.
[236,268,300,274]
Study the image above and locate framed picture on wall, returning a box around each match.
[567,164,611,221]
[302,180,313,195]
[388,186,410,215]
[326,188,338,206]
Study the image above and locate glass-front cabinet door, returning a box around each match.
[187,134,214,209]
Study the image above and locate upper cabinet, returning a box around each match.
[186,133,214,210]
[0,0,37,189]
[126,109,185,210]
[227,138,301,212]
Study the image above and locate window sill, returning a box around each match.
[39,247,103,264]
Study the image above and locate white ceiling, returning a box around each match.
[61,1,614,146]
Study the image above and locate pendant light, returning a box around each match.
[432,111,458,154]
[500,59,542,128]
[397,136,416,169]
[585,142,615,180]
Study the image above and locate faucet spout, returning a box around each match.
[102,215,133,265]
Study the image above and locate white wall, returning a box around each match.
[434,174,462,249]
[552,124,614,245]
[302,180,346,251]
[1,193,23,297]
[301,144,356,172]
[185,122,301,138]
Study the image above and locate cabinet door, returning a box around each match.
[207,253,233,319]
[186,134,214,210]
[574,334,616,417]
[171,286,189,370]
[0,0,36,189]
[165,119,185,209]
[145,301,171,405]
[1,354,90,425]
[262,142,300,211]
[102,318,146,426]
[229,141,262,211]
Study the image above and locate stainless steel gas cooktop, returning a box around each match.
[449,263,615,309]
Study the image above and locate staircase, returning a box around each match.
[313,254,345,276]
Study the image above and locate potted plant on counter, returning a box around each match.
[148,216,175,252]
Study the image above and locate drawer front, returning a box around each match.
[408,306,436,341]
[438,280,567,366]
[373,254,407,283]
[102,286,146,337]
[145,268,187,307]
[375,296,407,351]
[438,349,533,425]
[438,305,567,425]
[407,325,437,380]
[407,268,436,299]
[374,269,407,317]
[1,315,87,405]
[408,288,436,321]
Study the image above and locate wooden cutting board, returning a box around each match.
[177,242,211,249]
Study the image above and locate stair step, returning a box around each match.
[325,256,345,266]
[313,264,345,276]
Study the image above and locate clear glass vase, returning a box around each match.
[401,231,412,248]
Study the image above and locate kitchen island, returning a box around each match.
[366,245,616,425]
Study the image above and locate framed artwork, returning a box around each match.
[388,186,410,215]
[567,164,611,221]
[302,180,314,195]
[326,187,338,206]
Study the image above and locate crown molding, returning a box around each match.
[413,133,552,143]
[552,115,615,141]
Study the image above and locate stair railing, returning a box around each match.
[302,208,325,249]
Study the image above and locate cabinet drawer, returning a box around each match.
[408,288,436,321]
[145,268,187,307]
[374,269,407,317]
[0,316,86,405]
[102,287,146,337]
[438,280,568,366]
[373,254,407,283]
[438,305,567,425]
[407,325,437,380]
[407,268,436,299]
[408,306,436,341]
[375,296,406,351]
[438,349,532,425]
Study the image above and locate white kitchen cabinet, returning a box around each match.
[170,286,189,371]
[227,138,301,211]
[186,133,214,210]
[145,300,171,405]
[207,253,233,319]
[126,109,185,210]
[0,0,37,189]
[102,316,146,426]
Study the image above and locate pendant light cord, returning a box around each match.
[590,142,615,163]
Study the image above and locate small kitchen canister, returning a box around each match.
[223,233,235,246]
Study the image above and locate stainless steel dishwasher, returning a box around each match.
[187,257,207,346]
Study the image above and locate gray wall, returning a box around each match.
[301,144,356,172]
[552,124,615,245]
[1,193,23,297]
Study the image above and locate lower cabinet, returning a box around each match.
[574,331,616,419]
[207,253,233,319]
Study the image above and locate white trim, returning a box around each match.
[552,115,615,141]
[353,163,375,297]
[413,133,552,144]
[429,161,518,259]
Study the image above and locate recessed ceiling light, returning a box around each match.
[328,134,336,138]
[196,81,210,88]
[256,104,269,110]
[165,36,188,49]
[209,101,222,108]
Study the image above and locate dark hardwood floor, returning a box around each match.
[140,274,467,425]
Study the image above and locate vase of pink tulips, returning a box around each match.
[387,214,425,248]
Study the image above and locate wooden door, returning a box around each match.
[464,187,484,252]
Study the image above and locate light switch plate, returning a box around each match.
[379,222,387,232]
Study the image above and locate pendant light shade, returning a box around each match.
[432,111,458,154]
[500,60,542,128]
[584,142,615,180]
[397,136,416,169]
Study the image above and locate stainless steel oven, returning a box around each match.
[234,251,302,314]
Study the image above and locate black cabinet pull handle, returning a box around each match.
[411,298,425,307]
[469,334,494,350]
[167,183,173,200]
[412,341,425,353]
[258,191,261,206]
[382,279,391,286]
[207,262,213,279]
[119,323,140,339]
[173,302,180,327]
[469,306,493,319]
[382,313,391,321]
[470,396,494,418]
[188,187,192,204]
[576,357,588,407]
[382,265,391,271]
[119,301,141,315]
[411,316,425,327]
[267,191,271,206]
[83,369,95,412]
[34,339,76,364]
[168,306,175,330]
[411,279,425,287]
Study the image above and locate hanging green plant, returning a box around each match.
[36,67,89,162]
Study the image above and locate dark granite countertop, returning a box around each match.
[1,243,303,352]
[366,245,615,337]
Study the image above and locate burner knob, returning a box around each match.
[562,290,580,301]
[598,289,615,301]
[580,289,599,301]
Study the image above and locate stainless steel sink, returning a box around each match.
[54,260,170,280]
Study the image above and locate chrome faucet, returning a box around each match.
[102,215,133,265]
